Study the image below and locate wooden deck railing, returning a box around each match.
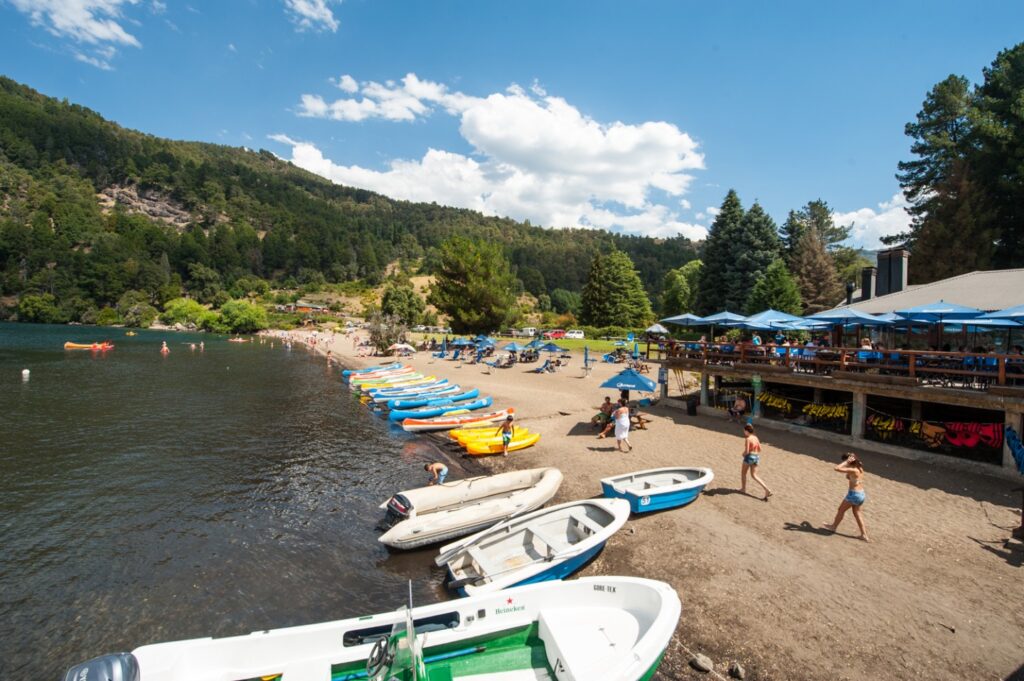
[653,342,1024,390]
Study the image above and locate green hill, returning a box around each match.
[0,75,697,322]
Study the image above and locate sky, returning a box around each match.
[2,1,1022,248]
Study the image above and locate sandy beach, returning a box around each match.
[285,329,1024,681]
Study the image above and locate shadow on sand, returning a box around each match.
[782,520,836,537]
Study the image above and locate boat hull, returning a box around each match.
[389,396,492,422]
[465,431,540,455]
[600,467,714,514]
[401,407,514,432]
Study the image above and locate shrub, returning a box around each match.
[219,299,269,333]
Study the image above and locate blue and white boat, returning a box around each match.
[388,388,480,410]
[388,396,492,422]
[435,498,630,596]
[600,467,714,513]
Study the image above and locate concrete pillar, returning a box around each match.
[1004,411,1021,471]
[700,372,710,407]
[753,381,763,418]
[911,400,922,421]
[851,392,866,438]
[813,388,823,403]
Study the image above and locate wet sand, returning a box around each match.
[288,330,1024,681]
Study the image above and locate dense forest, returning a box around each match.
[0,76,697,323]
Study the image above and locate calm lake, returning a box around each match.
[0,323,454,680]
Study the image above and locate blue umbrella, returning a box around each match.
[728,309,805,330]
[632,342,640,359]
[502,341,526,352]
[540,342,567,353]
[981,304,1024,320]
[699,311,748,324]
[584,345,590,369]
[660,313,705,326]
[600,367,657,396]
[895,300,984,323]
[450,337,474,347]
[526,338,545,350]
[807,308,892,326]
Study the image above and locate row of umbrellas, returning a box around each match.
[660,300,1024,332]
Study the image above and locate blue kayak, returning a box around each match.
[388,388,480,410]
[367,379,450,398]
[372,384,459,403]
[342,362,403,378]
[388,396,493,422]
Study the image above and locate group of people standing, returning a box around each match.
[740,423,869,541]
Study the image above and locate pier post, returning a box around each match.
[851,392,866,438]
[700,372,709,407]
[911,400,922,421]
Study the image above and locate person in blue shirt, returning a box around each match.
[751,333,762,346]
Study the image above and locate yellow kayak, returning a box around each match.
[465,432,541,456]
[452,427,532,444]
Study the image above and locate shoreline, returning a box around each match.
[273,328,1024,681]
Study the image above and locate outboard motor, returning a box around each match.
[63,653,139,681]
[377,493,413,531]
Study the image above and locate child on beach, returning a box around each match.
[424,462,448,486]
[741,424,772,500]
[495,415,515,457]
[824,453,869,541]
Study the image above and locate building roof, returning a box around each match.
[834,269,1024,314]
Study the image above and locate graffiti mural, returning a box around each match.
[865,409,1003,466]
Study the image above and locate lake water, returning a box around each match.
[0,323,456,681]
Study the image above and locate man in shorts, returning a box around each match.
[424,462,448,485]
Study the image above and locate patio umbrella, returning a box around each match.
[632,342,640,359]
[699,311,748,324]
[807,308,892,326]
[981,304,1024,320]
[387,343,416,353]
[584,345,590,370]
[600,367,657,400]
[540,342,567,353]
[525,338,545,350]
[724,309,804,331]
[660,313,705,326]
[895,300,984,323]
[502,342,526,352]
[645,323,670,335]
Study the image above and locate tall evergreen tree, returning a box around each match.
[733,202,782,307]
[695,190,745,314]
[791,227,843,314]
[780,200,850,258]
[746,260,802,315]
[580,249,653,327]
[427,236,517,333]
[973,43,1024,269]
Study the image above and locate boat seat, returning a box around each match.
[466,545,503,578]
[538,607,639,680]
[280,658,331,681]
[526,525,567,555]
[570,512,605,537]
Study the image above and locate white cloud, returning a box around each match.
[10,0,142,69]
[834,192,911,249]
[283,0,340,33]
[227,42,236,52]
[706,206,720,216]
[283,73,707,239]
[679,199,691,210]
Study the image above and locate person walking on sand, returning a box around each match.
[613,398,633,452]
[741,424,772,500]
[424,462,448,486]
[495,415,515,457]
[824,453,869,541]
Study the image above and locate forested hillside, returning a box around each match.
[0,76,697,321]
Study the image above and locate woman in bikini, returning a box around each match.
[741,424,772,501]
[824,453,869,541]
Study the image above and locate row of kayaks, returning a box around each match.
[344,362,541,453]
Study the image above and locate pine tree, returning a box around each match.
[732,202,782,309]
[746,260,802,315]
[780,200,850,259]
[660,268,690,315]
[695,190,745,314]
[581,249,653,327]
[790,227,843,314]
[427,235,517,333]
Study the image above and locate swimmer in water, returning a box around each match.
[161,341,170,354]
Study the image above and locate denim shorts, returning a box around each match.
[437,467,448,484]
[743,454,760,466]
[844,489,866,506]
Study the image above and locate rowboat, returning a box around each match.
[388,396,493,422]
[63,341,114,350]
[401,407,515,432]
[465,431,540,456]
[378,467,563,550]
[437,498,631,596]
[342,361,402,377]
[62,576,680,681]
[601,467,715,513]
[388,388,480,410]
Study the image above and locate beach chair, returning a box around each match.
[450,349,462,362]
[602,353,616,363]
[532,359,551,373]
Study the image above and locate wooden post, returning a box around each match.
[999,356,1006,386]
[851,392,866,438]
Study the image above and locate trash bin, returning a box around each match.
[686,397,698,416]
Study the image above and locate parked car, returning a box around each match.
[543,329,566,339]
[412,325,426,332]
[565,329,585,339]
[521,327,538,337]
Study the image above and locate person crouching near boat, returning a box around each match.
[741,423,772,501]
[825,452,869,541]
[424,462,448,486]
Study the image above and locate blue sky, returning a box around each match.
[2,1,1022,246]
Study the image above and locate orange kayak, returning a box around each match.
[64,342,114,351]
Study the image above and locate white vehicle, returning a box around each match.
[565,329,585,339]
[521,327,538,337]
